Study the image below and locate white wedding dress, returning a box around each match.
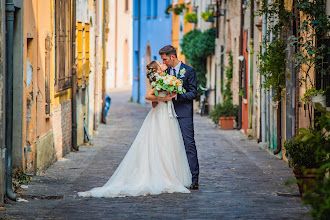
[78,92,192,198]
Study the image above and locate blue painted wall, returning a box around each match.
[132,0,172,104]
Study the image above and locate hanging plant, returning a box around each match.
[201,11,214,22]
[165,4,186,15]
[184,13,198,23]
[165,4,172,15]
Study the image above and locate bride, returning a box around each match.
[78,61,192,198]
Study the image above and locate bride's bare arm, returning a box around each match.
[145,88,176,102]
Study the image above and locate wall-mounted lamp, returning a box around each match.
[238,55,245,61]
[193,6,198,13]
[214,8,226,17]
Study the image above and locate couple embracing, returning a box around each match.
[78,45,199,198]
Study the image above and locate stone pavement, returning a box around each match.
[1,89,310,219]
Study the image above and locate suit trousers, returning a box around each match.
[177,117,199,182]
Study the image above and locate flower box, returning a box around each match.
[219,117,235,130]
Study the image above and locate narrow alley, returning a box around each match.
[2,89,309,219]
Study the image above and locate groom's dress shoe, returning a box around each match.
[190,181,199,190]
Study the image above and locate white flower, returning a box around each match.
[179,68,186,78]
[156,85,161,90]
[155,74,162,81]
[178,85,183,92]
[164,79,171,85]
[151,82,156,87]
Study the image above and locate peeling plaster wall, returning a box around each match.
[35,131,54,174]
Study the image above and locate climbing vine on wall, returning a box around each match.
[180,27,216,100]
[223,51,233,103]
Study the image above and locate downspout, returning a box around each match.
[260,0,267,149]
[273,100,282,154]
[214,0,220,106]
[248,0,254,129]
[101,0,106,124]
[93,0,99,130]
[273,0,284,155]
[114,0,117,88]
[137,0,141,103]
[5,0,16,201]
[238,0,244,130]
[72,0,78,151]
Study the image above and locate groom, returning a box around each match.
[154,45,199,190]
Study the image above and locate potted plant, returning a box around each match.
[301,87,326,108]
[285,134,327,197]
[201,11,214,22]
[210,100,238,130]
[184,13,198,23]
[285,104,329,197]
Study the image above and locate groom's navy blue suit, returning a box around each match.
[168,62,199,183]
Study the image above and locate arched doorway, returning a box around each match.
[145,44,152,102]
[123,39,129,83]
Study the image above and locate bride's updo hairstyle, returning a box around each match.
[146,61,159,83]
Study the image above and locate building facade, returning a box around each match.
[0,0,110,203]
[107,0,133,89]
[132,0,173,104]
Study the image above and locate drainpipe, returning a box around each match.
[94,0,99,130]
[260,0,267,149]
[273,0,284,155]
[137,0,141,103]
[101,0,106,124]
[248,0,254,129]
[5,0,17,201]
[114,0,117,88]
[72,0,78,151]
[238,0,244,130]
[273,100,282,154]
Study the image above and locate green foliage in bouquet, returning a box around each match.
[151,74,186,96]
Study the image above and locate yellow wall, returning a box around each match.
[171,1,194,63]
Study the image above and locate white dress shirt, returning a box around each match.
[170,61,182,77]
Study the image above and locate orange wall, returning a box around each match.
[172,0,194,62]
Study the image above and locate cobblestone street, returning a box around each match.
[2,89,310,219]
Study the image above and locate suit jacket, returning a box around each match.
[168,62,197,118]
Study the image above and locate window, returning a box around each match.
[125,0,129,12]
[153,0,158,18]
[147,0,151,18]
[55,0,72,91]
[133,0,138,18]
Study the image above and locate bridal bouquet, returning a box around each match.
[149,72,186,96]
